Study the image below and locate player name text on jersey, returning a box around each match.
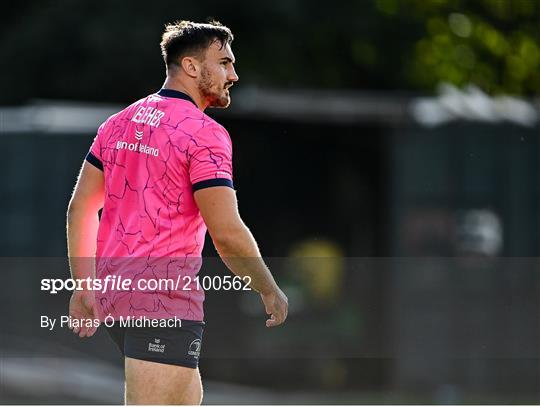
[131,106,165,127]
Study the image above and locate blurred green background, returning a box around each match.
[1,0,539,105]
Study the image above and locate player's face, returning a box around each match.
[198,41,238,108]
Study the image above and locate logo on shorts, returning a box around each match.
[188,339,201,359]
[148,338,165,353]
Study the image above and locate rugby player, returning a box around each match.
[66,20,288,405]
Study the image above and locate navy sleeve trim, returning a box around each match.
[192,178,234,192]
[85,152,103,171]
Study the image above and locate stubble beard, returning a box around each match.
[198,66,230,108]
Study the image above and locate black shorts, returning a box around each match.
[105,320,205,369]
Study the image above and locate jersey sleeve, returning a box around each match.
[188,124,234,191]
[85,121,106,171]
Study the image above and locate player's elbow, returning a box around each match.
[66,201,83,225]
[210,223,251,254]
[66,197,99,222]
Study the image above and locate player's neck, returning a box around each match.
[162,77,208,111]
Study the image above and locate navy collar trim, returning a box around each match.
[157,88,197,106]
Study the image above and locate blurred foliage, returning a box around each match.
[0,0,538,104]
[376,0,540,95]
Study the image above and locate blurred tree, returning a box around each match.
[375,0,540,95]
[0,0,538,104]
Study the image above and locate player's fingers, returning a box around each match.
[265,315,277,327]
[87,319,100,337]
[80,313,95,337]
[68,309,78,327]
[264,303,271,315]
[78,323,88,337]
[70,317,80,334]
[266,314,285,327]
[266,319,281,328]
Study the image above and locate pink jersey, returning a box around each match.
[86,88,233,322]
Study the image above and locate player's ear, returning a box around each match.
[181,56,200,78]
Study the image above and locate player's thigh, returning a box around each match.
[125,357,201,405]
[181,366,203,405]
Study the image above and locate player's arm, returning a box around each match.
[66,161,104,337]
[194,186,288,327]
[67,161,104,273]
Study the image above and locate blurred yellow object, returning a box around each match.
[288,239,344,306]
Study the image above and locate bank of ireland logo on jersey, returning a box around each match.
[148,337,166,353]
[188,339,202,359]
[115,125,160,157]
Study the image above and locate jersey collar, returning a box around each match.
[157,88,197,107]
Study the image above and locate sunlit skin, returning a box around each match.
[163,40,239,111]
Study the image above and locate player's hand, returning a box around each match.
[68,290,99,338]
[260,287,288,328]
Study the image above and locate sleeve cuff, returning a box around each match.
[192,178,234,192]
[86,152,103,171]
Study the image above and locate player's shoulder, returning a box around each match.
[196,113,231,143]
